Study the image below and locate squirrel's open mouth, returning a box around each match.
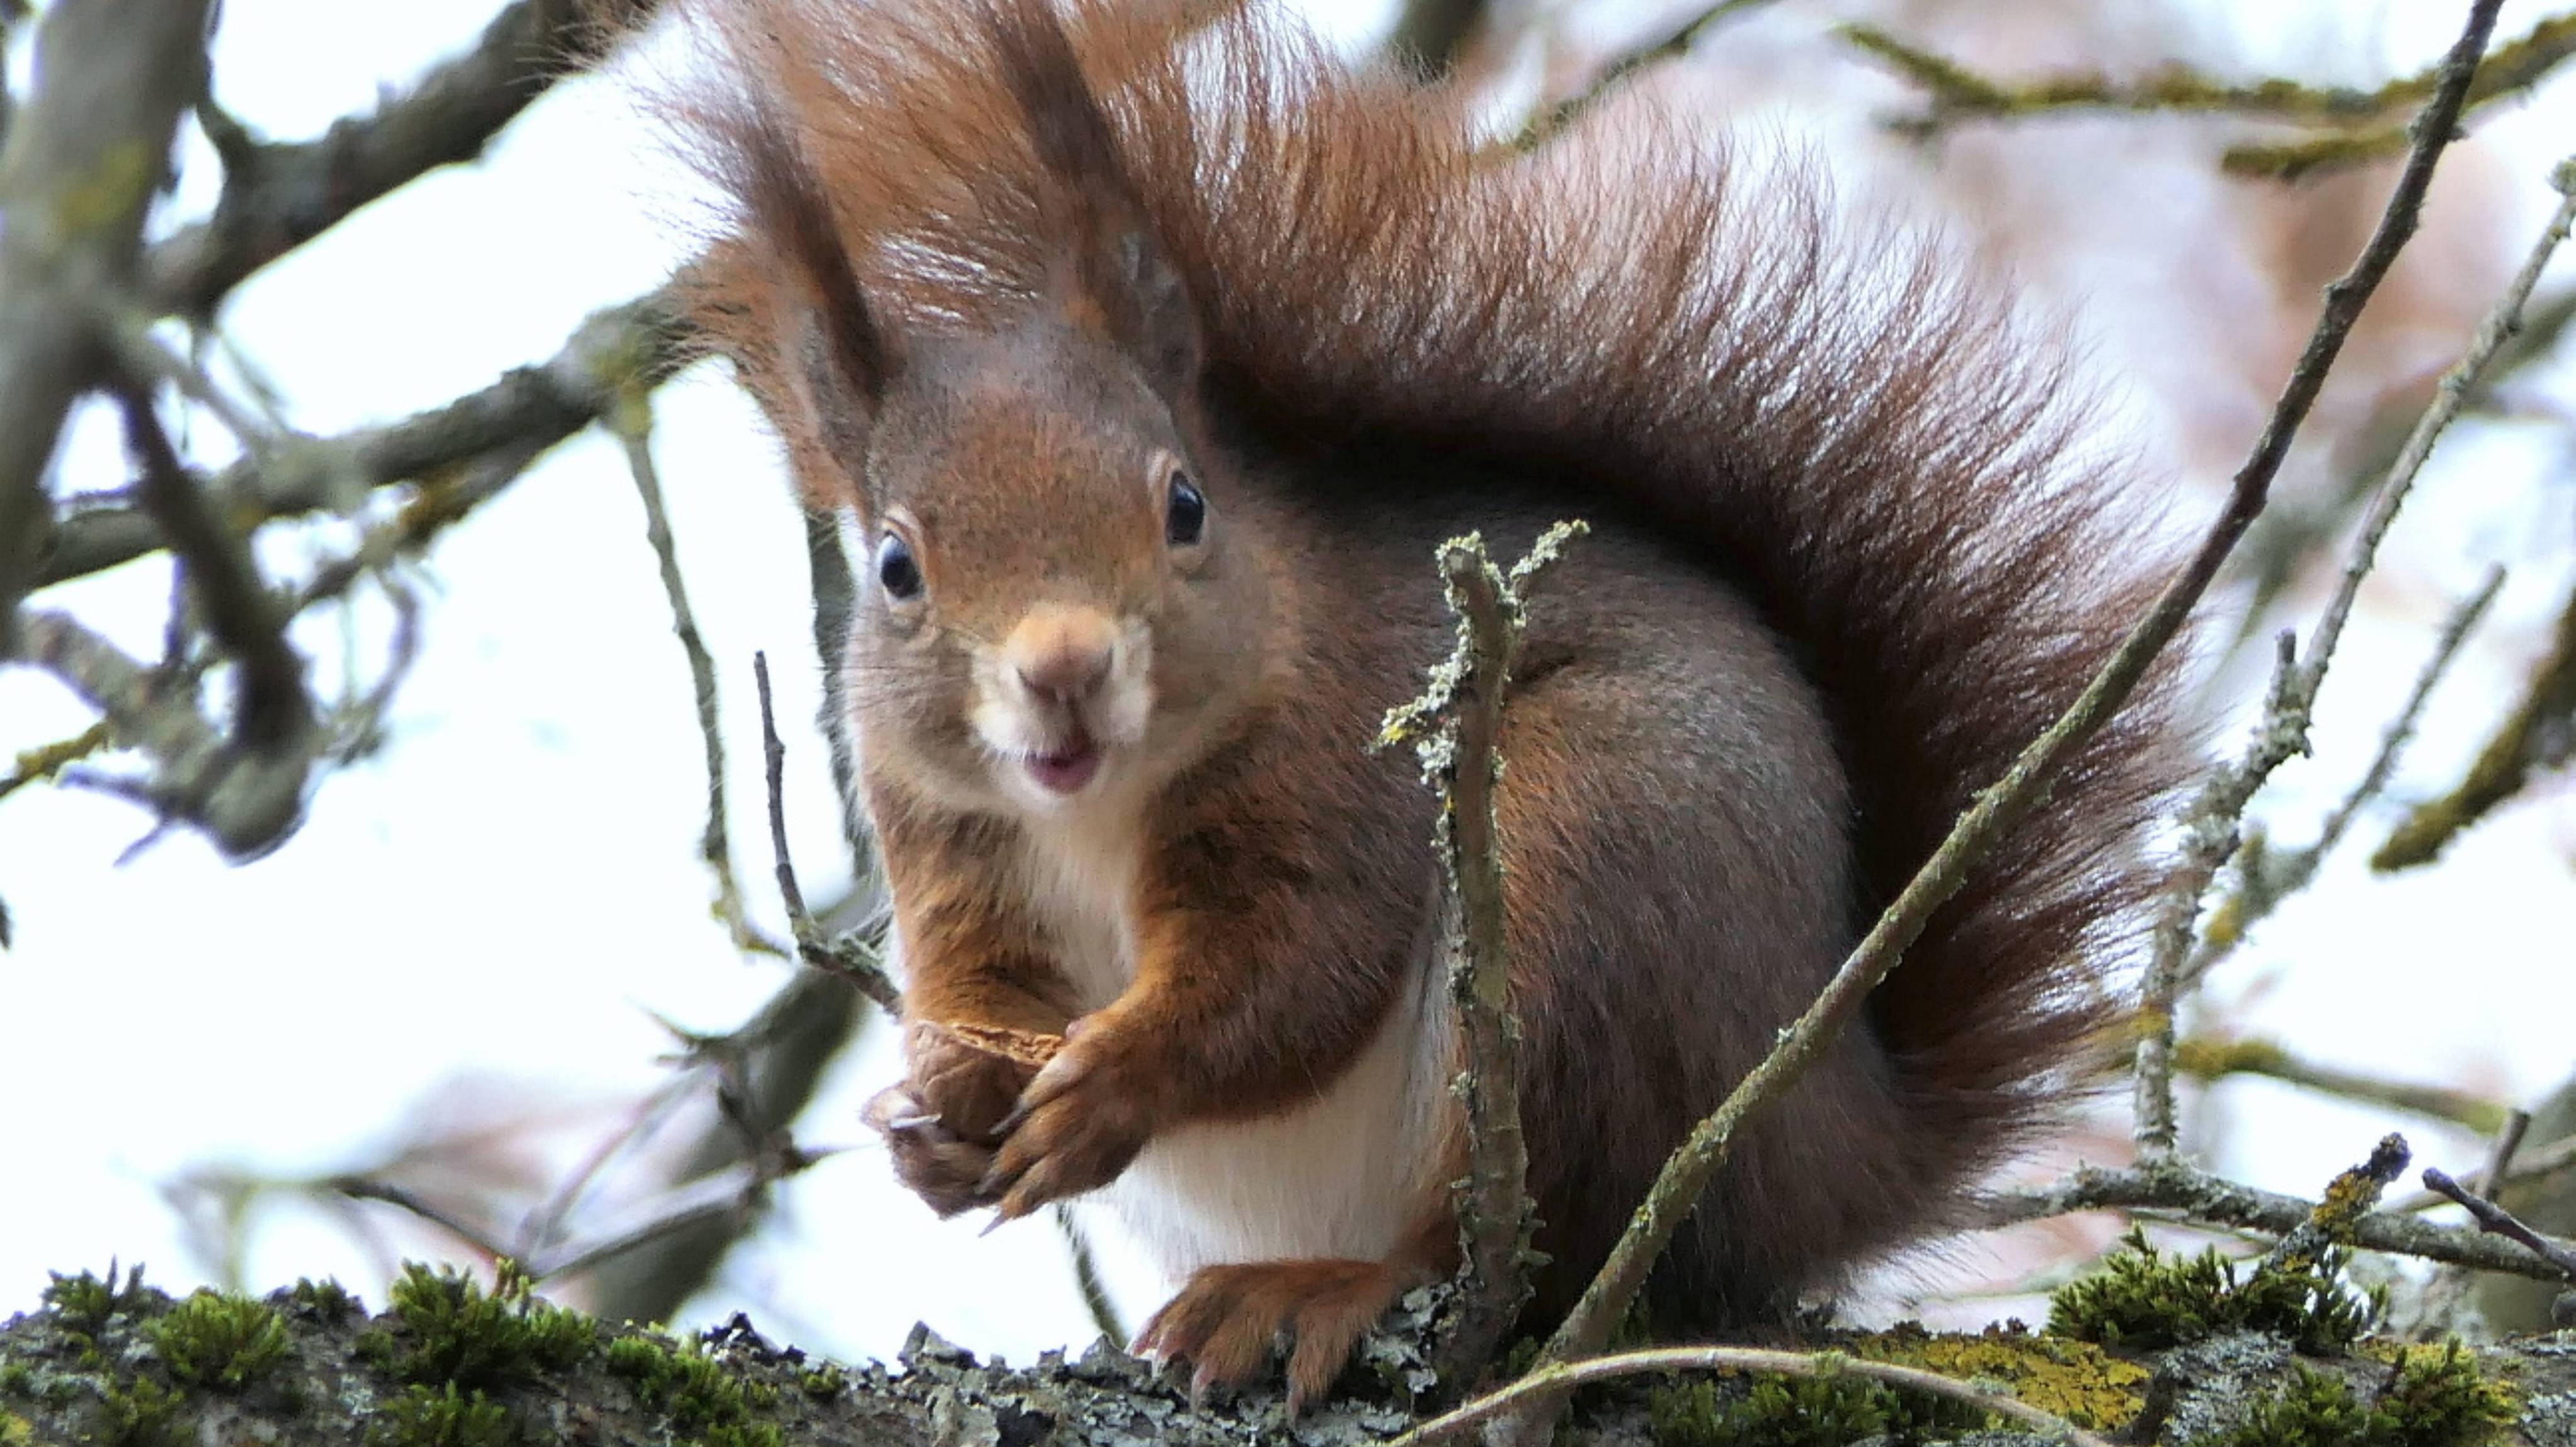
[1023,739,1102,795]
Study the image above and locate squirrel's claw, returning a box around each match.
[978,1024,1155,1215]
[1131,1259,1408,1418]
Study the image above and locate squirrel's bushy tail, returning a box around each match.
[668,0,2185,1236]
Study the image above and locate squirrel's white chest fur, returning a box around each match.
[1010,812,1455,1277]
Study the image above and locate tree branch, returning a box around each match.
[0,0,213,643]
[144,0,654,319]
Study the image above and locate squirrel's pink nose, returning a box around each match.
[1006,607,1116,700]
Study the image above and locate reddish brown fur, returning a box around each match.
[643,0,2185,1407]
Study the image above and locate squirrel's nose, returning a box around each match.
[1006,607,1116,701]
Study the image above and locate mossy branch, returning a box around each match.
[1843,11,2576,180]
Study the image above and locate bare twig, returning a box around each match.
[1504,0,1783,151]
[2185,568,2503,986]
[2424,1167,2576,1282]
[1054,1206,1127,1350]
[38,287,688,589]
[144,0,655,318]
[1392,1345,2116,1447]
[1976,1153,2576,1281]
[2132,140,2569,1157]
[115,387,311,752]
[753,651,900,1013]
[17,610,308,858]
[2172,1037,2512,1134]
[1526,4,2504,1404]
[1381,524,1584,1383]
[614,389,777,959]
[0,0,214,641]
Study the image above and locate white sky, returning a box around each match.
[2,0,2572,1366]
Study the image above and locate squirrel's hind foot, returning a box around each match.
[1133,1257,1414,1417]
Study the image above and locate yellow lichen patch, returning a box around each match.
[1856,1324,2151,1431]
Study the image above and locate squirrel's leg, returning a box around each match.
[975,769,1418,1218]
[1131,1210,1454,1415]
[866,801,1082,1216]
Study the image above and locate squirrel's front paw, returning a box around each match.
[863,1082,1001,1217]
[979,1018,1159,1220]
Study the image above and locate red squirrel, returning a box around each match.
[650,0,2182,1411]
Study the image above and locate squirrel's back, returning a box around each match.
[660,0,2183,1351]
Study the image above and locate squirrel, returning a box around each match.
[648,0,2184,1413]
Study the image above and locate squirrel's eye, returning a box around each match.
[876,534,923,600]
[1165,472,1206,547]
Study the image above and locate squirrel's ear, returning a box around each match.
[987,0,1203,397]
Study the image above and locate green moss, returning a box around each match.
[370,1260,594,1390]
[96,1374,183,1447]
[0,1364,31,1400]
[0,1410,33,1447]
[604,1330,776,1435]
[1649,1359,1986,1447]
[41,1262,156,1346]
[365,1383,518,1447]
[147,1288,290,1391]
[2195,1344,2513,1447]
[2049,1228,2381,1353]
[288,1276,359,1320]
[1861,1323,2149,1430]
[798,1363,847,1397]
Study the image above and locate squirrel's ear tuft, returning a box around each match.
[985,0,1201,397]
[729,92,895,450]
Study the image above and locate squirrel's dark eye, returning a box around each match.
[1165,472,1206,547]
[876,534,923,600]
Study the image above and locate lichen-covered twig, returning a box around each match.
[38,287,689,589]
[2172,1037,2512,1135]
[0,0,214,641]
[752,652,900,1013]
[2132,143,2572,1158]
[18,610,310,859]
[1843,12,2576,180]
[1392,1344,2115,1447]
[1504,0,1782,152]
[2185,568,2503,987]
[2424,1166,2576,1282]
[144,0,657,318]
[1380,523,1584,1382]
[1976,1152,2576,1282]
[2261,1133,2410,1276]
[1523,6,2504,1407]
[2374,569,2576,871]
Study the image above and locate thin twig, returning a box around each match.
[2172,1036,2511,1133]
[2132,135,2564,1158]
[1504,0,1782,151]
[1527,3,2503,1403]
[2424,1167,2576,1282]
[1053,1205,1126,1350]
[115,386,312,753]
[2260,1133,2409,1275]
[753,651,901,1012]
[2375,567,2576,871]
[615,389,779,960]
[1392,1345,2115,1447]
[2184,567,2504,987]
[1975,1154,2576,1281]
